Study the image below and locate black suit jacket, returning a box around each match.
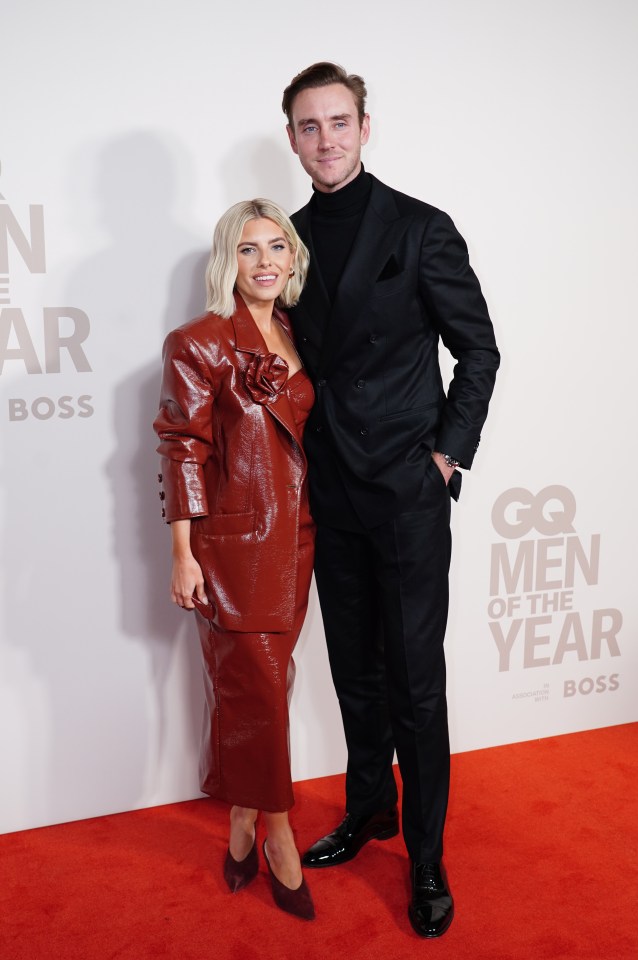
[290,174,500,529]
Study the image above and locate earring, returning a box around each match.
[288,269,295,278]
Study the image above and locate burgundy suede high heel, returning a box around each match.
[263,840,315,920]
[223,837,259,892]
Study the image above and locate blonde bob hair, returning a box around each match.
[205,199,310,318]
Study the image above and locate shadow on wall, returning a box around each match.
[217,135,300,214]
[62,131,210,820]
[103,133,213,809]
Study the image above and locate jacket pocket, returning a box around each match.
[193,525,294,633]
[199,510,256,537]
[378,400,440,423]
[371,272,407,298]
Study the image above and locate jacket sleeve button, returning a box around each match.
[356,379,366,389]
[360,427,369,436]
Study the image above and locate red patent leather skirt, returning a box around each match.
[194,516,315,812]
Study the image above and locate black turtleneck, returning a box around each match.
[310,166,372,303]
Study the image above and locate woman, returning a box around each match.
[154,200,314,919]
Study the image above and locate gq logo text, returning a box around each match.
[488,486,622,698]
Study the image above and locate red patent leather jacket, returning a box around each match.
[154,294,310,632]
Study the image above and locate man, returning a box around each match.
[282,62,499,938]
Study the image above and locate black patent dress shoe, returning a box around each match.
[408,861,454,938]
[301,808,399,868]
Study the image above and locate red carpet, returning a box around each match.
[1,724,637,959]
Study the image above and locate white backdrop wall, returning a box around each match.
[1,0,636,834]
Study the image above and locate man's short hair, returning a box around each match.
[282,62,367,126]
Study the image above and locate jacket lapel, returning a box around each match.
[318,177,412,374]
[290,204,331,342]
[231,294,301,450]
[231,292,267,355]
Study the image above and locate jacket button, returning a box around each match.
[360,427,368,436]
[315,425,323,433]
[356,379,366,389]
[369,334,378,343]
[317,378,327,387]
[302,336,309,343]
[157,474,163,482]
[159,491,165,500]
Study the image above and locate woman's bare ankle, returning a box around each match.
[229,806,258,860]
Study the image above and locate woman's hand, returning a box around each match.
[170,520,209,610]
[171,555,209,610]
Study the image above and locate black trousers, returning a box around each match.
[313,462,452,863]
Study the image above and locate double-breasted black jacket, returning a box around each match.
[290,174,500,528]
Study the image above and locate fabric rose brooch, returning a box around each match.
[244,353,289,405]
